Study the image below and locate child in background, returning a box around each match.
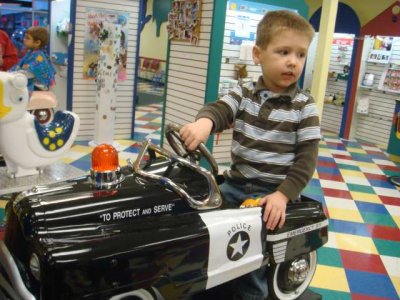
[11,27,56,92]
[180,10,320,300]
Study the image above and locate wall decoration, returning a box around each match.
[83,9,128,81]
[227,1,295,45]
[367,36,394,64]
[90,22,122,147]
[167,0,201,45]
[356,96,369,115]
[378,67,400,94]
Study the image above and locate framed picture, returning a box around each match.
[367,36,394,64]
[167,0,201,45]
[378,67,400,94]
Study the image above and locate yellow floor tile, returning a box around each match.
[310,265,350,292]
[60,157,76,164]
[356,161,379,168]
[318,147,330,154]
[350,191,382,204]
[347,147,367,154]
[393,216,400,229]
[335,232,378,255]
[116,140,136,146]
[390,276,400,299]
[327,207,364,223]
[70,145,92,153]
[339,169,366,178]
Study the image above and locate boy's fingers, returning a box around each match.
[188,140,200,151]
[278,212,285,229]
[267,210,279,230]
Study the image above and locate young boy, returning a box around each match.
[11,27,56,92]
[180,10,320,300]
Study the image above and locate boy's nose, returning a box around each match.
[287,56,297,67]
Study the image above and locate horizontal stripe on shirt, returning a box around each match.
[235,119,297,144]
[231,140,294,165]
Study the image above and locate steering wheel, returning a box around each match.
[165,123,219,176]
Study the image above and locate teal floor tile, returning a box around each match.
[361,212,397,227]
[373,239,400,257]
[336,163,361,171]
[346,183,375,194]
[317,246,343,267]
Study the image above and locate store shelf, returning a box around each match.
[359,85,374,90]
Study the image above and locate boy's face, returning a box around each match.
[23,34,41,50]
[252,29,310,93]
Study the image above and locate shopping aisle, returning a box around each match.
[0,104,399,299]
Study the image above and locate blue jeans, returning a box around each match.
[219,179,278,300]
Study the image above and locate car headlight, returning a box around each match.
[29,253,40,281]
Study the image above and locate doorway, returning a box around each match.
[133,0,171,145]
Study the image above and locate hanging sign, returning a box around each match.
[367,36,394,64]
[83,9,128,81]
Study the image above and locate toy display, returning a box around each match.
[0,72,79,178]
[0,123,328,300]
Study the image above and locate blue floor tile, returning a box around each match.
[345,269,398,299]
[329,219,370,237]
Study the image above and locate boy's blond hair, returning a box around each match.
[26,27,49,49]
[256,10,315,49]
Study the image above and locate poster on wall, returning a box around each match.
[227,0,296,45]
[378,67,400,94]
[83,9,128,81]
[367,36,394,64]
[167,0,201,45]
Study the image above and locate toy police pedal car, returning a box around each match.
[0,124,328,300]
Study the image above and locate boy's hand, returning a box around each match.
[259,191,289,230]
[180,118,213,151]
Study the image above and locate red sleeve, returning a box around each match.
[0,31,18,71]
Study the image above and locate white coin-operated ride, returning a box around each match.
[28,90,58,125]
[0,72,80,178]
[0,123,328,300]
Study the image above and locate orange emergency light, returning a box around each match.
[90,144,123,189]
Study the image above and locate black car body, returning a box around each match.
[0,132,328,300]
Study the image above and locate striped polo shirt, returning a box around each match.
[196,77,321,200]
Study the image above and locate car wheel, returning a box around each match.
[389,176,400,187]
[109,288,163,300]
[31,108,54,125]
[267,251,317,300]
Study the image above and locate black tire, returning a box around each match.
[389,176,400,187]
[267,251,317,300]
[109,287,163,300]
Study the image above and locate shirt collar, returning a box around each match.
[253,76,299,101]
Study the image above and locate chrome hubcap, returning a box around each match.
[288,258,309,285]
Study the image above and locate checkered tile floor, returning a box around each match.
[1,104,400,299]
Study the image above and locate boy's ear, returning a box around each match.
[34,39,42,48]
[252,45,261,65]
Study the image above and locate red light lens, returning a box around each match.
[91,144,119,172]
